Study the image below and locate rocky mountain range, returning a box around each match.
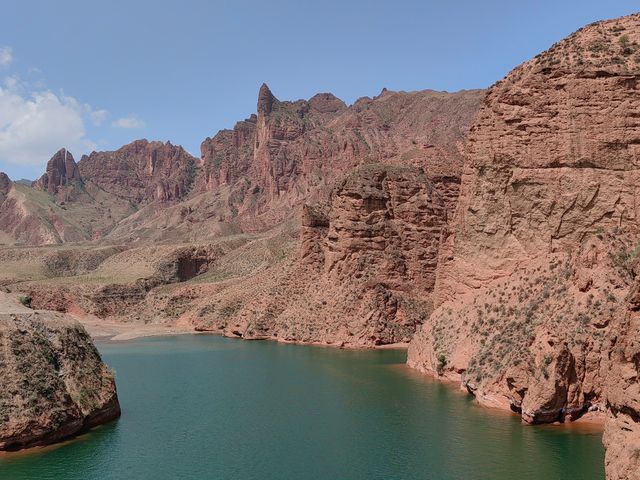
[0,84,482,246]
[0,12,639,479]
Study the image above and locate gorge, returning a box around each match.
[0,11,639,480]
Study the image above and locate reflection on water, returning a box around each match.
[0,335,604,480]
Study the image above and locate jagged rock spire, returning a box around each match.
[33,148,81,194]
[257,83,277,115]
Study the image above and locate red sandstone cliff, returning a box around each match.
[0,86,481,246]
[78,139,197,204]
[406,13,640,480]
[173,164,449,346]
[197,84,483,229]
[33,148,81,196]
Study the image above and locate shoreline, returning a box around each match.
[396,363,606,433]
[75,317,197,342]
[80,315,412,349]
[85,319,604,434]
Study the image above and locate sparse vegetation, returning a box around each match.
[541,354,553,379]
[19,296,32,308]
[436,354,447,375]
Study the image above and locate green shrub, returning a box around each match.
[436,354,447,375]
[19,296,32,308]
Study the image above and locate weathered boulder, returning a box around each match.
[0,294,120,450]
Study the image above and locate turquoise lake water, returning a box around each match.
[0,335,604,480]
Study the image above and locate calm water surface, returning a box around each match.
[0,335,604,480]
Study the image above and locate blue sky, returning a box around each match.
[0,0,638,180]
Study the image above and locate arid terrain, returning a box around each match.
[1,12,639,478]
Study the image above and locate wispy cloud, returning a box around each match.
[0,47,12,67]
[112,115,145,129]
[90,109,108,126]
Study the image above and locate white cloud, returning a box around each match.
[112,115,145,129]
[90,109,108,126]
[0,47,12,67]
[0,81,98,167]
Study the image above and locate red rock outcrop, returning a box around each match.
[407,13,640,479]
[78,140,197,204]
[197,84,483,228]
[33,148,81,196]
[186,164,447,346]
[604,270,640,480]
[0,86,481,246]
[1,141,199,246]
[0,293,120,450]
[0,173,10,202]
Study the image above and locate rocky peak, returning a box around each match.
[308,93,347,113]
[78,140,197,204]
[197,86,483,229]
[33,148,81,195]
[257,83,278,116]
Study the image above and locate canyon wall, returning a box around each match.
[197,84,483,229]
[185,163,447,346]
[407,13,640,480]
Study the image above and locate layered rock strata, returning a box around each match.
[406,13,640,480]
[186,164,448,346]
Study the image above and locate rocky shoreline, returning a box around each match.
[0,293,121,451]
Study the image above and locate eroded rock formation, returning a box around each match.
[0,294,120,450]
[184,164,447,346]
[407,13,640,479]
[0,85,481,246]
[79,140,197,204]
[197,84,483,228]
[33,148,80,196]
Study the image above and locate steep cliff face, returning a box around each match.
[198,84,483,228]
[0,172,11,202]
[79,140,197,204]
[184,164,447,346]
[407,13,640,479]
[604,282,640,480]
[33,148,81,196]
[0,294,120,450]
[434,14,640,306]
